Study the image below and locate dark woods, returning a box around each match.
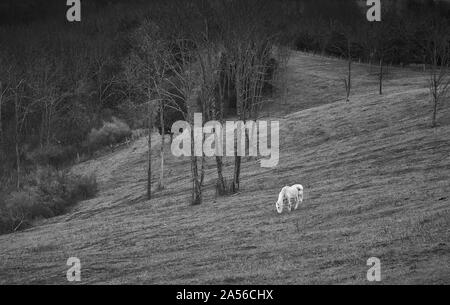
[0,0,284,200]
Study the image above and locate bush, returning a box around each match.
[131,128,148,140]
[27,145,78,169]
[67,173,98,202]
[294,31,319,52]
[263,57,278,95]
[0,187,42,234]
[87,117,132,150]
[0,169,98,235]
[37,168,98,209]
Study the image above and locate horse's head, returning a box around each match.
[275,200,283,214]
[275,186,288,214]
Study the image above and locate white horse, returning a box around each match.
[275,184,304,214]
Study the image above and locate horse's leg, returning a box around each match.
[294,192,300,209]
[287,197,292,212]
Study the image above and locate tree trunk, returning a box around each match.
[200,133,205,187]
[190,125,201,205]
[232,70,243,192]
[14,94,20,190]
[233,157,241,192]
[215,156,226,195]
[0,81,3,147]
[215,77,227,196]
[379,58,383,95]
[232,140,241,192]
[47,104,52,146]
[432,80,438,128]
[15,140,20,189]
[158,100,164,190]
[147,103,152,200]
[432,97,438,127]
[347,56,352,102]
[40,111,45,148]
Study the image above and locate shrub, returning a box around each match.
[66,173,98,202]
[37,168,98,209]
[0,169,98,235]
[263,57,278,95]
[131,128,148,140]
[27,145,78,169]
[0,187,41,233]
[87,117,132,150]
[294,31,319,52]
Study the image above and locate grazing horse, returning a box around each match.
[275,184,304,214]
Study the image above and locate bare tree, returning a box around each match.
[14,91,20,189]
[323,21,354,102]
[2,40,26,189]
[0,76,9,148]
[123,21,164,199]
[326,3,364,102]
[213,55,229,195]
[0,81,3,147]
[127,18,202,203]
[0,28,30,188]
[11,80,25,190]
[85,31,119,115]
[0,50,14,150]
[425,20,450,127]
[341,35,353,103]
[193,22,230,195]
[147,101,153,199]
[215,0,276,192]
[158,97,165,189]
[152,45,171,191]
[370,10,396,95]
[161,38,203,204]
[27,48,65,147]
[0,48,5,149]
[226,40,273,192]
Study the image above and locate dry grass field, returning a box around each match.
[0,52,449,284]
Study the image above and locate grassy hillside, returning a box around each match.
[0,52,449,284]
